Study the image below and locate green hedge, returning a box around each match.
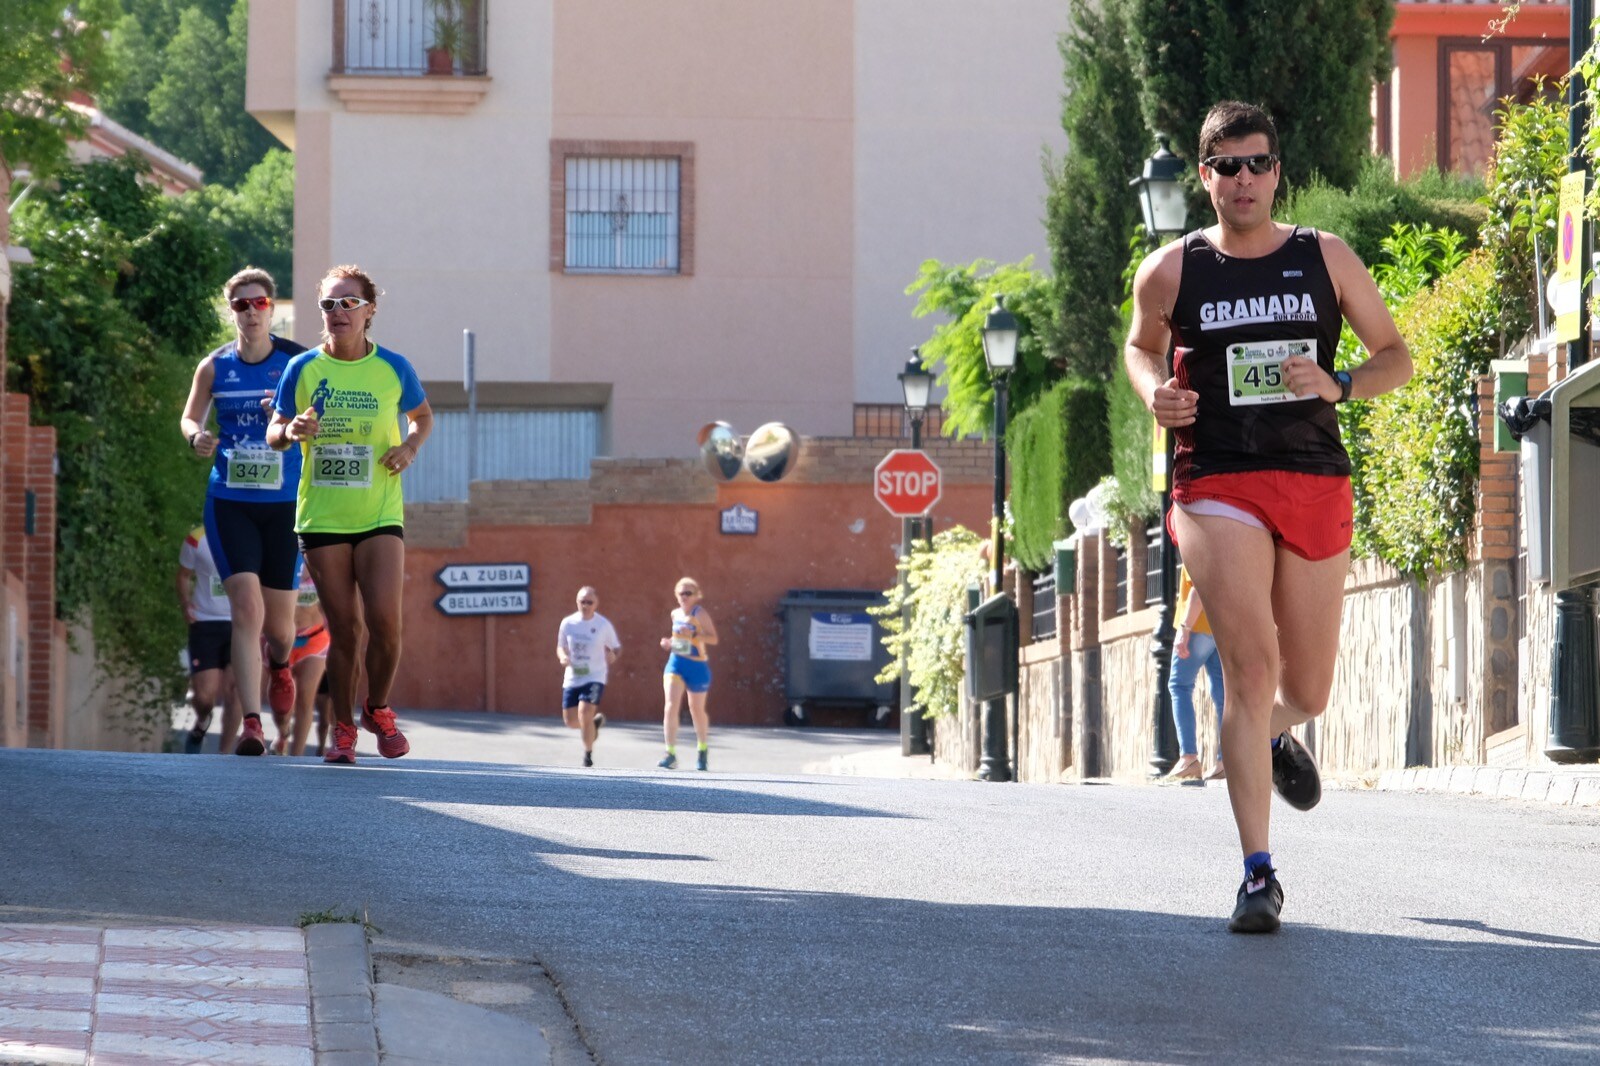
[1281,156,1485,268]
[1107,355,1158,531]
[1350,249,1501,576]
[1006,377,1110,571]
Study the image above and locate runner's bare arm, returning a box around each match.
[1124,244,1198,427]
[696,611,719,647]
[1325,235,1412,400]
[180,357,217,456]
[380,401,435,472]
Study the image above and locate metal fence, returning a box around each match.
[1144,525,1165,607]
[403,409,598,503]
[1030,571,1057,643]
[337,0,488,76]
[1113,545,1129,615]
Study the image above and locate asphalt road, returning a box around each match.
[2,722,1597,1064]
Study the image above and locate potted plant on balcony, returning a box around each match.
[425,0,463,75]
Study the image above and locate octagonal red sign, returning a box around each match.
[874,449,942,517]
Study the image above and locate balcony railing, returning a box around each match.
[333,0,488,76]
[1030,570,1057,643]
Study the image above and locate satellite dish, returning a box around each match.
[697,421,744,480]
[744,422,801,483]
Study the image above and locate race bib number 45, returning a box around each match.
[226,447,283,490]
[311,444,373,489]
[1228,339,1316,406]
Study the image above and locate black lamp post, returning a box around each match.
[1130,134,1189,777]
[898,348,934,756]
[978,295,1018,782]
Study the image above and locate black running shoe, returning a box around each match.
[593,713,605,731]
[1272,731,1321,811]
[1229,865,1284,934]
[582,751,594,768]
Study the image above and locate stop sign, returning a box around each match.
[874,449,942,517]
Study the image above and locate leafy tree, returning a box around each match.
[905,258,1057,438]
[1130,0,1395,199]
[145,4,275,187]
[198,148,295,290]
[0,0,118,175]
[100,13,163,135]
[1045,0,1148,381]
[7,158,232,722]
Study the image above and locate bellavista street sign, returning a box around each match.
[874,449,942,517]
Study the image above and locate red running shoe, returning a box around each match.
[268,664,296,715]
[324,721,358,764]
[362,703,410,759]
[235,716,267,757]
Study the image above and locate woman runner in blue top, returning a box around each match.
[179,267,307,756]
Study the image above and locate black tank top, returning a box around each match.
[1168,226,1349,482]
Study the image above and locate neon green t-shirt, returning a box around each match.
[273,344,427,534]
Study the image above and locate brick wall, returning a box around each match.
[395,434,999,726]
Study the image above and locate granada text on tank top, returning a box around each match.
[1168,226,1349,483]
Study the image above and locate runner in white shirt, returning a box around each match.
[177,525,244,754]
[556,586,622,767]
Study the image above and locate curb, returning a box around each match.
[307,923,379,1066]
[1375,765,1600,807]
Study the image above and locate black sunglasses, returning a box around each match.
[579,599,595,605]
[1203,153,1278,177]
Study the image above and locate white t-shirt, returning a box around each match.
[557,612,621,687]
[179,526,231,623]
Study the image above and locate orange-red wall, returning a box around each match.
[397,479,994,725]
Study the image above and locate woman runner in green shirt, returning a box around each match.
[267,265,433,765]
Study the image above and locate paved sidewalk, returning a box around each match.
[0,921,546,1065]
[1376,764,1600,806]
[0,925,315,1065]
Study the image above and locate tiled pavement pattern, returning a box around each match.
[0,926,314,1066]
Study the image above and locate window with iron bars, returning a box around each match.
[564,157,680,275]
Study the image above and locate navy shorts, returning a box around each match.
[563,682,605,708]
[188,620,232,673]
[204,495,301,590]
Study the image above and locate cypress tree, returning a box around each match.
[1130,0,1394,196]
[1045,0,1149,381]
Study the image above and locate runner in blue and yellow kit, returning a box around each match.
[180,268,307,757]
[267,265,433,765]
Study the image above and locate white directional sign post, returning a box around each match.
[434,563,531,616]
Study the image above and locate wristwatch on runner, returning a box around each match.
[1334,370,1353,404]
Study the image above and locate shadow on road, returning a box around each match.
[2,749,1596,1064]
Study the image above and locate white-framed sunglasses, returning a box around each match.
[318,295,372,312]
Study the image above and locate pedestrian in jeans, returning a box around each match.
[1165,565,1225,781]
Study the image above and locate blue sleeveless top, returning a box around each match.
[207,335,307,503]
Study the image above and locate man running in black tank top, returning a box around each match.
[1125,102,1413,933]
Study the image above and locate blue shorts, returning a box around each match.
[563,682,605,708]
[665,654,711,693]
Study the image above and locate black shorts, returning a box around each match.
[188,620,232,673]
[204,496,301,590]
[562,682,605,708]
[299,526,405,552]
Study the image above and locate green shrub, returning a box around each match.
[1007,377,1110,571]
[1281,156,1485,267]
[7,158,231,728]
[1354,250,1501,577]
[1482,92,1566,341]
[1107,351,1159,530]
[872,527,987,721]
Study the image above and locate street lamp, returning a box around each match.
[1131,134,1190,777]
[978,295,1018,782]
[898,347,934,756]
[1129,133,1189,241]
